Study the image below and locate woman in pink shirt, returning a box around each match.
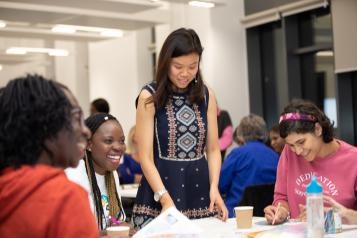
[264,99,357,225]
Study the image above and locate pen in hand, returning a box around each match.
[272,202,281,225]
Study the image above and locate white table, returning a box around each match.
[119,184,138,198]
[192,217,357,238]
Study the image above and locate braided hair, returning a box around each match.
[83,113,125,230]
[0,74,72,171]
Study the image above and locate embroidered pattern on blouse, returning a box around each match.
[193,104,205,157]
[133,204,217,219]
[133,204,160,217]
[166,98,177,158]
[155,95,206,161]
[155,117,205,161]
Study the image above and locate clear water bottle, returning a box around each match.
[306,175,324,238]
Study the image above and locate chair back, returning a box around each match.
[238,183,275,217]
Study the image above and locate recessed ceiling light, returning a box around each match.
[6,48,27,55]
[48,49,69,56]
[100,30,124,37]
[6,47,69,57]
[52,25,76,34]
[188,1,215,8]
[316,51,334,57]
[51,24,124,38]
[0,64,3,71]
[0,20,6,28]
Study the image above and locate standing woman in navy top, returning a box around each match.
[132,28,228,229]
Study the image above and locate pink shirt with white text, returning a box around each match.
[274,140,357,218]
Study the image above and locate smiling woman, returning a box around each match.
[264,99,357,226]
[132,28,228,230]
[0,74,98,237]
[66,113,127,231]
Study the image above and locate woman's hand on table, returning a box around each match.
[324,196,357,224]
[209,186,228,221]
[264,204,289,225]
[297,204,306,221]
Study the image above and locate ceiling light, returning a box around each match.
[0,20,6,28]
[48,49,69,56]
[100,30,124,37]
[188,1,215,8]
[51,24,124,38]
[0,64,2,71]
[316,51,334,57]
[52,25,76,34]
[6,48,27,55]
[6,47,69,57]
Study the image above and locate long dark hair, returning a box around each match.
[84,113,125,230]
[279,99,334,143]
[148,28,205,109]
[0,74,72,171]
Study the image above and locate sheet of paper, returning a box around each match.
[133,206,203,238]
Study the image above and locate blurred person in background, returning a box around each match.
[117,126,142,184]
[269,124,285,154]
[90,98,110,115]
[217,106,233,160]
[219,114,279,218]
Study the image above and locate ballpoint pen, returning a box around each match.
[272,202,281,225]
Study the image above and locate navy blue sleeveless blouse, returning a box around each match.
[132,82,217,229]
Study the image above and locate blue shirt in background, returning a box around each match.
[219,141,279,218]
[117,153,142,184]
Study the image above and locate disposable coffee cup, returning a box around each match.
[106,226,130,237]
[234,206,253,229]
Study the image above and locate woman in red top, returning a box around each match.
[0,74,99,238]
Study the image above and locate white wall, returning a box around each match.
[54,41,90,116]
[0,38,50,87]
[88,29,153,135]
[208,0,249,127]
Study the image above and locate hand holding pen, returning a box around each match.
[264,202,290,225]
[272,203,281,225]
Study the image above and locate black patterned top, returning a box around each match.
[132,82,217,230]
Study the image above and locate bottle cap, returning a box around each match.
[306,175,323,193]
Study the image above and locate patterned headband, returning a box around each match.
[279,112,316,124]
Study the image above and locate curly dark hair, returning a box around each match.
[91,98,110,114]
[0,74,73,171]
[147,28,205,109]
[279,99,334,143]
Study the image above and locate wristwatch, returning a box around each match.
[154,187,168,202]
